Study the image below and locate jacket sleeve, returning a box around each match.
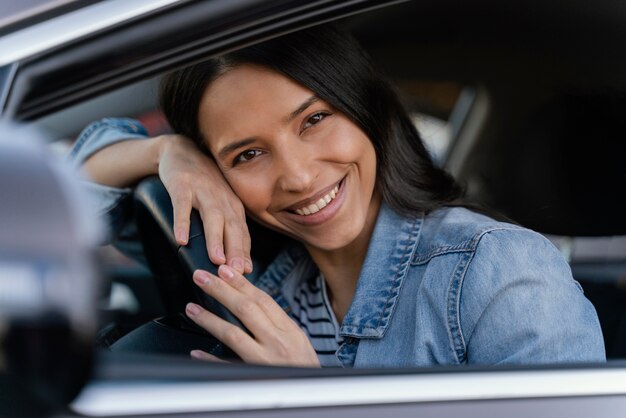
[459,228,606,364]
[67,118,150,262]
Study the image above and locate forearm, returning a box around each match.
[82,136,164,188]
[70,118,252,271]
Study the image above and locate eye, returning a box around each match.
[234,149,261,165]
[302,112,330,131]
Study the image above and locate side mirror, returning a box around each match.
[0,123,102,416]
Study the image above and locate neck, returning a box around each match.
[304,193,382,324]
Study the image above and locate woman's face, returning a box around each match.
[198,64,378,251]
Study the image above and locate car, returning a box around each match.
[1,0,626,417]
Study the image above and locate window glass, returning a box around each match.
[395,81,466,164]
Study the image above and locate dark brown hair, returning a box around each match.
[160,25,464,215]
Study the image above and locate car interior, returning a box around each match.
[12,0,626,362]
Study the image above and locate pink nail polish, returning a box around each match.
[194,271,210,285]
[190,350,204,359]
[231,258,244,273]
[220,264,235,279]
[186,303,201,316]
[175,227,188,245]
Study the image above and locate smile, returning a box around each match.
[293,184,339,216]
[283,176,347,226]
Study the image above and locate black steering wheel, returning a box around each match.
[109,176,283,358]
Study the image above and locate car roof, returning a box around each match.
[0,0,96,36]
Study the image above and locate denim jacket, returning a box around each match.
[70,118,606,367]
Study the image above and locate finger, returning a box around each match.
[241,222,253,274]
[223,218,246,274]
[185,302,260,361]
[190,350,230,363]
[171,191,192,245]
[200,211,226,265]
[192,269,280,337]
[215,265,292,329]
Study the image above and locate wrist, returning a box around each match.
[154,134,171,172]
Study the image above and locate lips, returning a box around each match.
[293,184,339,216]
[286,177,343,213]
[283,177,347,226]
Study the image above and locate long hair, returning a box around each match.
[160,25,464,215]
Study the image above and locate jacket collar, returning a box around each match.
[254,203,423,339]
[340,203,423,339]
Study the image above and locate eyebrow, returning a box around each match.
[217,137,257,161]
[287,95,319,123]
[217,95,320,161]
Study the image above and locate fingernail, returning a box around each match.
[245,259,253,272]
[215,246,226,261]
[231,258,244,273]
[186,302,201,316]
[175,227,188,245]
[219,264,235,279]
[190,350,205,360]
[193,270,210,285]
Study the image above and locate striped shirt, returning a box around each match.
[289,272,343,367]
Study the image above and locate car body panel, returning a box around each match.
[71,364,626,416]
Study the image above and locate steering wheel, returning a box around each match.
[109,176,283,358]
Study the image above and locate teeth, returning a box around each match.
[293,184,340,216]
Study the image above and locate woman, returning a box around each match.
[71,25,605,367]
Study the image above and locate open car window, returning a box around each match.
[25,0,622,368]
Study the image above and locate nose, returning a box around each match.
[274,140,317,193]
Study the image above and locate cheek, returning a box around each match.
[321,123,371,161]
[322,122,377,178]
[224,173,270,216]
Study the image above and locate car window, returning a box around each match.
[39,49,614,367]
[396,80,470,165]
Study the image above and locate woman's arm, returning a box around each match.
[460,228,605,364]
[70,118,252,273]
[81,133,163,188]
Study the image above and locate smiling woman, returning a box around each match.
[197,65,379,255]
[70,24,605,367]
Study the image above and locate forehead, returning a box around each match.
[198,64,314,151]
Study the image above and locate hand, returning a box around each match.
[185,265,320,367]
[157,135,252,273]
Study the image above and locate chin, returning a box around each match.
[299,227,363,252]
